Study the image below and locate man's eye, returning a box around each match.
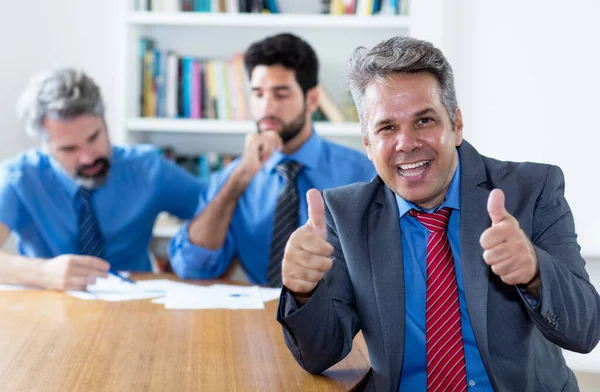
[417,117,435,126]
[377,125,394,133]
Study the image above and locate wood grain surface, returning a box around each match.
[0,274,370,391]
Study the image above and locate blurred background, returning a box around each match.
[0,0,599,386]
[1,0,599,256]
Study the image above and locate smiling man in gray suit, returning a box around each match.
[276,36,600,392]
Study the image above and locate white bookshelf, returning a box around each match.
[119,0,444,150]
[118,0,444,234]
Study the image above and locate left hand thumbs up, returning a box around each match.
[480,189,539,289]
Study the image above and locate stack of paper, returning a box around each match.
[0,284,39,291]
[66,274,165,302]
[2,276,283,309]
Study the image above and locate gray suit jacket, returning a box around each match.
[278,141,600,392]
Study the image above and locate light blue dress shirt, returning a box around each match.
[396,158,494,391]
[169,131,376,284]
[0,145,205,271]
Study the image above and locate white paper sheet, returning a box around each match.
[258,287,282,303]
[165,284,264,309]
[66,274,165,302]
[0,284,39,291]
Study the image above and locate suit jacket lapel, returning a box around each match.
[458,141,493,367]
[368,180,405,391]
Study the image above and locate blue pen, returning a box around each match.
[109,269,135,284]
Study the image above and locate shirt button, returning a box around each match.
[468,380,476,387]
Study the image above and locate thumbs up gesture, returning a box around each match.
[281,189,334,295]
[480,189,540,288]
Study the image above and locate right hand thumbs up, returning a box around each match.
[306,188,327,240]
[281,189,334,295]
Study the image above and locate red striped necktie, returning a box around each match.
[409,207,467,392]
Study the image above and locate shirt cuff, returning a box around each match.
[168,221,222,278]
[518,285,541,309]
[280,287,303,317]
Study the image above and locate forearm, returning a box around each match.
[187,167,252,249]
[0,250,47,287]
[529,246,600,353]
[278,283,356,374]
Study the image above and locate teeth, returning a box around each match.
[399,160,428,170]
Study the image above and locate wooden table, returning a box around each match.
[0,275,370,391]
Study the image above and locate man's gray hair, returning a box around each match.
[17,68,105,138]
[346,36,458,136]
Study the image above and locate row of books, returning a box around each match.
[140,38,250,120]
[136,0,406,15]
[162,147,239,180]
[140,37,356,122]
[326,0,406,15]
[136,0,279,12]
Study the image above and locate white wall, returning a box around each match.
[0,0,123,161]
[444,0,600,257]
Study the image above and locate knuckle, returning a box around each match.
[325,243,334,255]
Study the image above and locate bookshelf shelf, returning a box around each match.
[126,118,362,137]
[120,0,445,238]
[127,12,412,29]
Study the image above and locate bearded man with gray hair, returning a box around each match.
[0,68,205,290]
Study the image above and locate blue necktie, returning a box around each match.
[267,161,303,287]
[77,187,104,258]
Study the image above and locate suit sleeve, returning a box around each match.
[277,195,361,374]
[524,165,600,353]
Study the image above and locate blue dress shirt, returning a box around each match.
[0,145,205,271]
[396,158,493,391]
[169,131,376,284]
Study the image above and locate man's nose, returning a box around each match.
[395,129,421,154]
[261,95,280,117]
[78,148,97,166]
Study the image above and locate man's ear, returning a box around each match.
[362,131,372,161]
[305,86,320,114]
[454,107,464,146]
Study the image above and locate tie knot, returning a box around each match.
[77,187,94,204]
[275,161,303,182]
[409,207,451,232]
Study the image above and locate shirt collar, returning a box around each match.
[49,153,80,200]
[264,129,323,173]
[395,153,461,218]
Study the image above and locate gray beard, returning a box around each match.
[75,173,109,190]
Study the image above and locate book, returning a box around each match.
[317,84,346,123]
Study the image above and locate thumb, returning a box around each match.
[487,188,509,225]
[306,188,326,239]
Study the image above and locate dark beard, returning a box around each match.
[278,111,306,143]
[257,108,307,144]
[74,157,111,188]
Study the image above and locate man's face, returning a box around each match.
[362,72,463,210]
[250,64,308,143]
[43,114,112,189]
